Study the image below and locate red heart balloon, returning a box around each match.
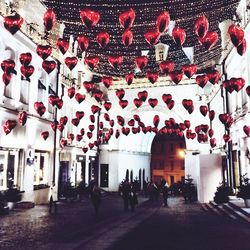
[104,113,110,121]
[182,64,197,78]
[184,120,191,129]
[96,32,110,48]
[76,134,83,142]
[223,134,231,142]
[135,56,148,71]
[34,102,46,117]
[169,70,183,84]
[57,123,64,132]
[210,138,216,148]
[223,79,234,93]
[188,105,194,114]
[41,131,49,140]
[71,118,80,127]
[108,55,123,69]
[67,133,74,141]
[56,38,69,55]
[87,132,93,139]
[77,35,89,52]
[42,60,57,74]
[148,98,158,108]
[122,127,130,136]
[104,102,112,111]
[219,113,231,124]
[80,128,85,135]
[182,99,193,110]
[4,13,23,34]
[75,93,86,104]
[99,122,104,129]
[133,115,140,122]
[153,115,160,127]
[119,100,128,109]
[36,45,52,60]
[162,94,172,105]
[65,57,78,71]
[125,73,134,85]
[93,90,104,102]
[91,105,101,114]
[172,27,186,46]
[83,82,95,92]
[51,121,58,131]
[18,111,27,126]
[115,130,120,138]
[19,53,32,66]
[146,71,159,84]
[76,111,85,120]
[231,77,245,92]
[156,11,170,33]
[90,114,95,123]
[128,119,135,127]
[144,30,161,46]
[159,61,174,75]
[89,125,95,132]
[246,86,250,97]
[116,89,125,100]
[196,74,209,88]
[84,56,99,70]
[20,65,34,79]
[200,105,208,116]
[80,9,100,29]
[208,129,214,138]
[2,73,11,85]
[102,76,112,88]
[167,100,175,110]
[194,15,209,38]
[209,110,215,121]
[237,38,246,56]
[48,95,58,106]
[3,120,17,134]
[60,138,67,148]
[82,147,88,153]
[60,116,68,125]
[134,98,143,108]
[109,119,114,126]
[119,8,135,30]
[1,59,15,74]
[199,31,218,50]
[68,86,76,99]
[138,90,148,102]
[117,116,125,126]
[228,25,244,47]
[122,30,133,46]
[43,9,56,31]
[207,70,220,84]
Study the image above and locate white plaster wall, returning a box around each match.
[185,153,199,186]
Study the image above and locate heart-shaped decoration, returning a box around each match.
[60,138,67,148]
[219,113,230,124]
[144,30,161,46]
[84,56,99,70]
[96,31,110,48]
[199,31,218,50]
[162,94,172,105]
[119,100,128,109]
[65,57,78,71]
[188,105,194,114]
[128,119,135,127]
[138,121,145,128]
[122,30,133,46]
[83,82,95,92]
[76,111,85,120]
[135,56,148,71]
[243,125,250,137]
[71,118,80,127]
[116,89,125,100]
[68,87,75,99]
[19,53,32,66]
[36,45,52,60]
[182,99,193,111]
[134,98,143,108]
[167,100,175,110]
[194,15,209,38]
[89,125,95,132]
[196,75,209,88]
[18,111,27,126]
[169,70,183,84]
[148,98,158,108]
[210,138,216,148]
[228,25,244,47]
[56,38,69,55]
[89,143,95,149]
[50,121,58,131]
[87,132,93,139]
[34,102,46,117]
[54,99,63,109]
[77,35,89,52]
[2,73,11,85]
[80,9,100,29]
[172,27,186,46]
[99,122,104,129]
[104,102,112,111]
[20,65,34,79]
[109,119,114,127]
[207,70,220,84]
[115,129,120,138]
[200,105,208,116]
[3,120,17,135]
[42,60,57,74]
[179,123,186,131]
[60,116,68,125]
[231,77,245,92]
[76,134,83,142]
[125,73,134,85]
[122,127,130,136]
[208,129,214,138]
[182,64,197,78]
[138,90,148,102]
[93,90,103,102]
[146,71,159,84]
[119,8,135,29]
[80,128,85,135]
[108,55,123,69]
[43,9,56,31]
[156,10,170,33]
[209,110,215,121]
[223,134,231,142]
[159,61,174,75]
[1,59,15,74]
[102,76,112,88]
[223,80,234,93]
[104,113,110,121]
[117,116,125,126]
[75,93,86,104]
[237,38,246,56]
[184,120,191,129]
[153,115,160,127]
[246,86,250,97]
[82,147,88,153]
[41,131,49,140]
[68,133,75,141]
[57,124,64,132]
[133,115,140,122]
[4,13,23,34]
[91,105,101,114]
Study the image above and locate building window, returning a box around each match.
[20,80,29,104]
[171,161,174,171]
[34,152,49,187]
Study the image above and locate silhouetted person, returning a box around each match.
[90,185,101,216]
[130,184,138,212]
[49,184,58,214]
[162,182,169,207]
[121,181,131,211]
[153,183,159,201]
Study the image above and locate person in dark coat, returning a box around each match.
[162,182,169,207]
[90,185,101,216]
[121,180,131,211]
[130,183,138,212]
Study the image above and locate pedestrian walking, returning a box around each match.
[121,180,131,211]
[130,183,138,212]
[48,184,58,214]
[90,185,101,216]
[162,182,169,207]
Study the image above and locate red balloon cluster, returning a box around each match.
[223,77,245,93]
[228,25,246,56]
[1,59,16,85]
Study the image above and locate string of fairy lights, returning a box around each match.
[42,0,240,78]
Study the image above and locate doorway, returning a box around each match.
[100,164,109,187]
